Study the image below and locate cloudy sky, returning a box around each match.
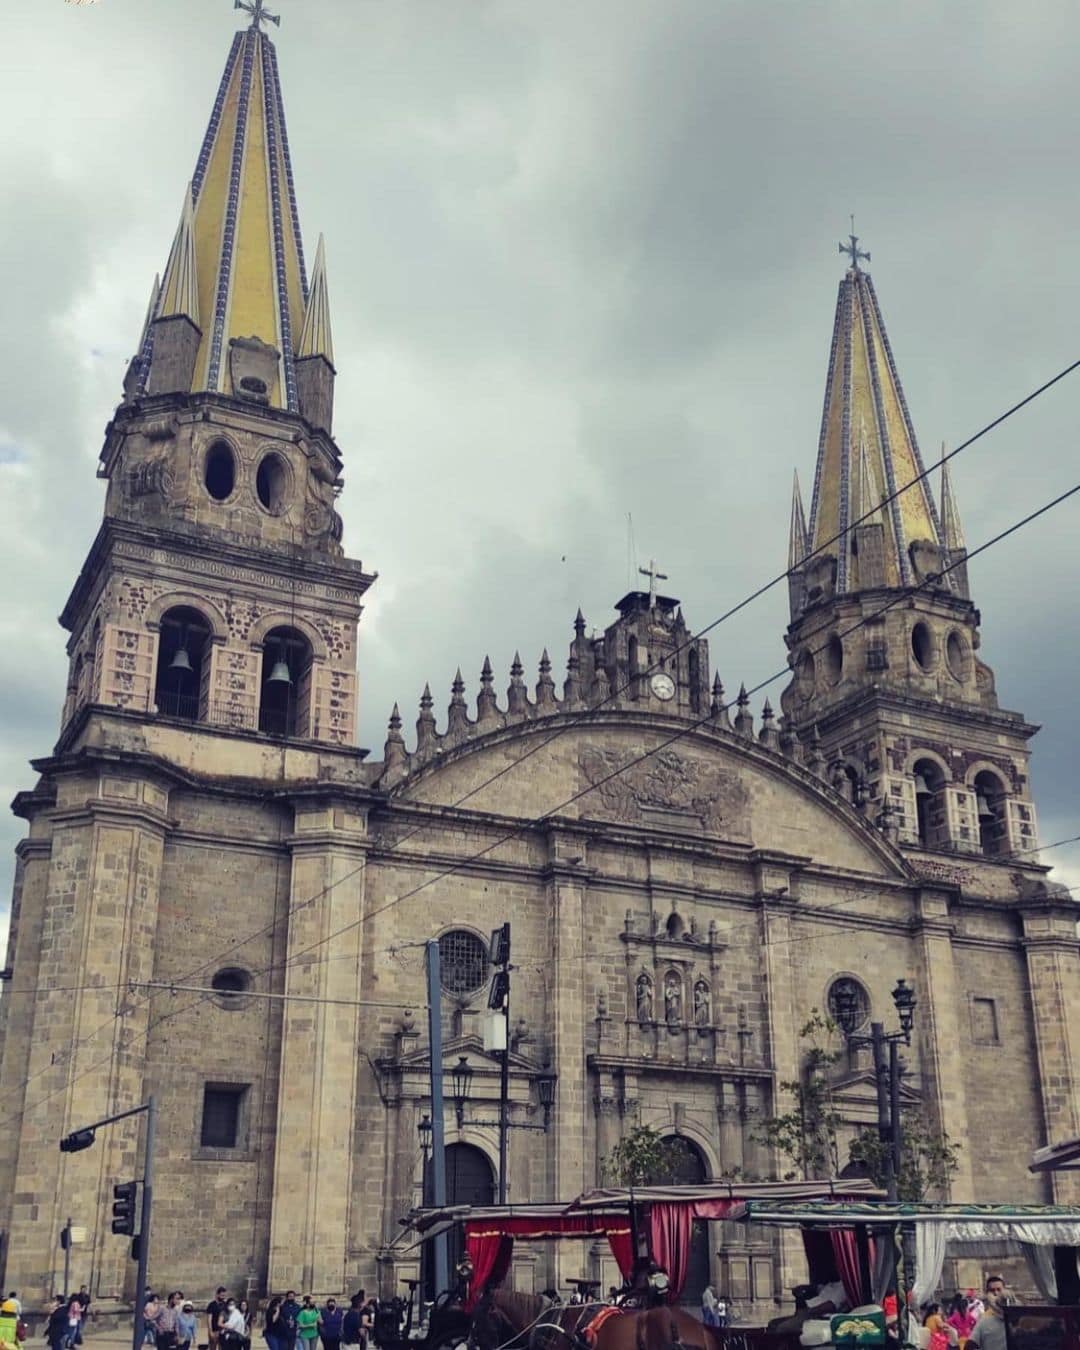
[2,0,1079,919]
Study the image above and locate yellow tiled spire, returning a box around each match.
[158,185,199,326]
[808,240,944,591]
[141,10,309,409]
[296,235,335,367]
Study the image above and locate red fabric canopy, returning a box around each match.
[464,1214,634,1308]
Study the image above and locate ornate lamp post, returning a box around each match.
[832,978,917,1202]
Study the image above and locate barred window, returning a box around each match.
[827,976,870,1029]
[438,930,489,997]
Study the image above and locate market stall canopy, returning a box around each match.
[569,1178,884,1216]
[731,1199,1080,1309]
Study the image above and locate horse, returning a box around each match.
[471,1287,715,1350]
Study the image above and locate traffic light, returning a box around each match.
[59,1129,96,1154]
[111,1181,138,1236]
[489,922,511,968]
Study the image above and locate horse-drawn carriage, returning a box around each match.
[379,1181,883,1350]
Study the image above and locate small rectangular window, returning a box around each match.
[971,997,1000,1045]
[200,1085,247,1149]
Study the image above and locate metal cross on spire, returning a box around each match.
[638,558,668,607]
[839,215,870,271]
[235,0,280,30]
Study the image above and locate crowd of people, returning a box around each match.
[141,1289,379,1350]
[920,1276,1013,1350]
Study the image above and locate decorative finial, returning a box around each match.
[235,0,280,30]
[507,652,527,715]
[839,218,870,272]
[574,608,586,638]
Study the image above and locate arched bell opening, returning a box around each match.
[912,757,946,848]
[154,606,212,721]
[258,625,313,737]
[973,769,1009,857]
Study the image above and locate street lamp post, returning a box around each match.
[417,1114,433,1299]
[832,978,917,1202]
[449,1054,558,1196]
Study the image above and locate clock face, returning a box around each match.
[650,672,676,702]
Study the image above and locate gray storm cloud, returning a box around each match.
[2,0,1078,917]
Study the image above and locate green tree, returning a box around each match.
[601,1125,684,1185]
[753,1013,961,1200]
[752,1011,843,1180]
[849,1109,961,1201]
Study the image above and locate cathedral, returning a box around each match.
[1,4,1078,1316]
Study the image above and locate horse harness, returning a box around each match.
[533,1301,625,1350]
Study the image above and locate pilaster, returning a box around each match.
[910,890,976,1200]
[268,797,369,1293]
[5,768,169,1301]
[1019,896,1080,1203]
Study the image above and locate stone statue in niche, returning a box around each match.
[636,973,654,1025]
[694,980,711,1030]
[664,973,682,1028]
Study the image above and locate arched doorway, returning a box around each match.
[424,1143,495,1301]
[655,1136,711,1309]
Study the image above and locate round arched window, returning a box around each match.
[823,634,844,685]
[204,441,236,501]
[438,930,489,997]
[211,967,251,1006]
[255,451,291,513]
[911,622,934,672]
[827,975,870,1030]
[945,630,968,682]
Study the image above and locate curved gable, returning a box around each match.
[387,712,907,878]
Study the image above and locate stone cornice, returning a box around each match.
[587,1053,773,1082]
[61,516,375,635]
[806,684,1038,742]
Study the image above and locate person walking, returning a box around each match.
[142,1296,162,1350]
[341,1299,362,1350]
[207,1290,229,1350]
[263,1299,286,1350]
[156,1292,180,1350]
[295,1298,318,1350]
[280,1294,301,1350]
[45,1299,68,1350]
[220,1300,249,1350]
[177,1302,197,1350]
[318,1300,342,1350]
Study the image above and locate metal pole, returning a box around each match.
[498,978,509,1205]
[63,1218,72,1298]
[870,1023,896,1201]
[132,1097,156,1350]
[425,942,449,1296]
[889,1039,902,1199]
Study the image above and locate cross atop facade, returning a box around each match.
[638,558,668,606]
[235,0,280,30]
[839,217,870,271]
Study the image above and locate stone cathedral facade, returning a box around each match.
[1,11,1077,1315]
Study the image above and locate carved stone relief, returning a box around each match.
[579,745,750,838]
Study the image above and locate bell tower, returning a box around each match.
[0,5,375,1302]
[780,238,1038,858]
[60,6,373,748]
